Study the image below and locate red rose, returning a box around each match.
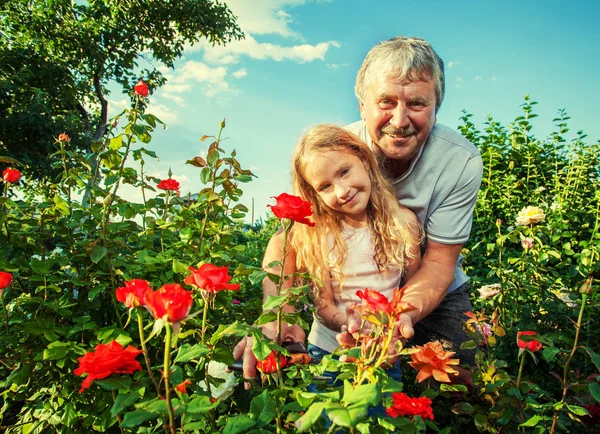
[175,379,192,394]
[257,351,287,374]
[517,331,543,352]
[144,283,193,323]
[184,264,240,293]
[0,272,12,289]
[157,178,180,191]
[386,392,434,420]
[74,340,142,393]
[267,193,315,227]
[3,168,21,183]
[134,80,149,97]
[58,133,71,143]
[116,279,151,308]
[356,288,392,313]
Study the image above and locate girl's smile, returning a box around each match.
[303,149,372,227]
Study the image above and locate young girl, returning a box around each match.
[290,124,422,356]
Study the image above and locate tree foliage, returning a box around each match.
[0,0,243,179]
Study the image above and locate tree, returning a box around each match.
[0,0,243,180]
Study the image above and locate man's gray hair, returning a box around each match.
[355,36,445,112]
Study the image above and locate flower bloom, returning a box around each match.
[477,283,501,300]
[408,341,460,383]
[257,351,287,374]
[521,237,534,249]
[184,264,240,293]
[476,322,492,345]
[356,288,392,313]
[268,193,315,227]
[232,299,240,305]
[74,341,143,393]
[516,206,546,226]
[58,133,71,143]
[144,283,193,323]
[115,279,151,308]
[175,379,192,394]
[3,168,21,183]
[199,361,236,400]
[386,392,434,420]
[134,80,149,97]
[0,271,13,289]
[517,331,543,352]
[157,178,180,191]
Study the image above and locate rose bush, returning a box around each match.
[0,93,598,433]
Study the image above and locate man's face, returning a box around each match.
[360,77,437,164]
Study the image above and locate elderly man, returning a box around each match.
[234,36,483,381]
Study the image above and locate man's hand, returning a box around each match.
[232,321,305,388]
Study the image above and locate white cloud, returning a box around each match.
[159,61,235,98]
[107,98,130,119]
[224,0,307,37]
[491,75,497,81]
[475,75,483,80]
[231,68,248,79]
[447,61,459,68]
[455,77,462,88]
[326,62,348,70]
[146,103,178,125]
[199,35,339,65]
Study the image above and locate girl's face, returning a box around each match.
[303,149,372,227]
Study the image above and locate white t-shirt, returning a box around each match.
[345,121,483,292]
[307,225,402,353]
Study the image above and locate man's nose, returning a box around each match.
[389,104,409,129]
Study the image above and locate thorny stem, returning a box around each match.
[550,294,587,434]
[196,124,225,260]
[163,323,176,434]
[201,294,210,344]
[137,309,160,395]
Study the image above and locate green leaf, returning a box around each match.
[586,382,600,404]
[53,194,70,216]
[109,135,123,150]
[60,402,77,426]
[174,343,210,363]
[566,403,590,416]
[252,338,274,361]
[262,294,288,311]
[295,402,327,432]
[95,376,132,391]
[326,403,368,427]
[584,347,600,372]
[452,402,474,415]
[249,390,276,427]
[440,384,469,393]
[111,392,139,418]
[543,346,560,363]
[186,396,219,415]
[43,341,69,360]
[120,410,156,428]
[30,258,51,275]
[210,322,255,344]
[342,381,381,407]
[223,414,255,434]
[173,259,190,274]
[519,415,542,427]
[255,311,277,325]
[90,245,107,264]
[200,167,211,184]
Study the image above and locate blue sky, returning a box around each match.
[110,0,600,223]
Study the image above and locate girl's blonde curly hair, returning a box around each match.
[290,124,420,304]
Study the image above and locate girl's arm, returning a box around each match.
[316,273,347,332]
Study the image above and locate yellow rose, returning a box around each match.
[516,206,546,226]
